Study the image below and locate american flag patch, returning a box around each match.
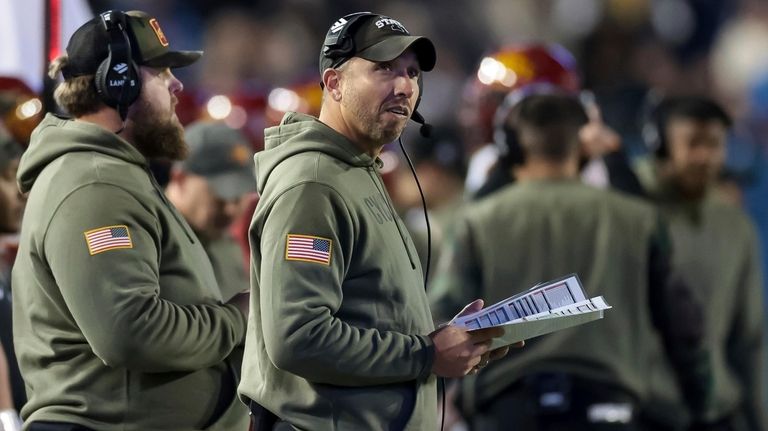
[84,225,133,255]
[285,234,332,265]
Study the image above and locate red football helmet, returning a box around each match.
[458,43,580,154]
[0,77,44,147]
[264,77,323,127]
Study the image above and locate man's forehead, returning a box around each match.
[668,117,727,132]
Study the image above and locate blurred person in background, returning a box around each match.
[165,121,255,300]
[458,43,632,201]
[0,78,44,149]
[633,95,766,431]
[13,10,249,430]
[0,134,24,431]
[430,93,712,431]
[458,43,580,196]
[238,12,512,430]
[395,124,467,280]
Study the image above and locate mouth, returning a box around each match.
[384,105,410,118]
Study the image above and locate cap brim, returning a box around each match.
[144,50,203,69]
[357,36,436,71]
[208,170,256,201]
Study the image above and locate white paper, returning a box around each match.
[450,274,611,349]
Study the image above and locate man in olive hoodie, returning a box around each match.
[238,12,509,431]
[635,96,766,431]
[13,10,248,431]
[429,94,712,430]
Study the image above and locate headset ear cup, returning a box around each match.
[639,91,669,159]
[96,10,142,120]
[504,124,525,166]
[641,105,668,159]
[94,57,141,111]
[122,61,142,106]
[334,36,354,59]
[322,13,373,66]
[95,56,115,107]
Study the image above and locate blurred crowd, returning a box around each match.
[75,0,768,274]
[1,0,768,430]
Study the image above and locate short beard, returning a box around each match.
[342,86,405,147]
[130,99,187,161]
[674,176,709,201]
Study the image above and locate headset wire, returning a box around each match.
[397,136,446,431]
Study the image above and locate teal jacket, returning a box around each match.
[13,114,248,430]
[238,113,437,431]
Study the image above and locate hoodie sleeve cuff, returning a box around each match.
[223,303,248,345]
[415,334,435,381]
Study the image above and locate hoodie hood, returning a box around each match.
[255,112,379,193]
[18,113,147,193]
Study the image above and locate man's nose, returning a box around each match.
[168,71,184,94]
[394,75,415,99]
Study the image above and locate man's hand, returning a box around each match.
[429,299,505,378]
[578,92,621,159]
[472,340,523,371]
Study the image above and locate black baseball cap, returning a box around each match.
[62,10,202,78]
[182,122,255,201]
[319,13,436,75]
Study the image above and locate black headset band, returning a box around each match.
[103,12,133,84]
[96,10,140,121]
[322,12,374,59]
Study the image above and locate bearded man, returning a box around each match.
[12,10,249,431]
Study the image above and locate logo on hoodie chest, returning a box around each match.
[364,194,394,224]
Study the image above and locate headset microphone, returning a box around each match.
[411,111,432,138]
[411,74,431,137]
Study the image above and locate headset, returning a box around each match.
[639,90,668,159]
[94,10,141,122]
[493,84,600,169]
[642,94,735,161]
[322,12,375,68]
[321,12,431,136]
[492,83,568,167]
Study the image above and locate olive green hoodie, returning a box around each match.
[13,114,248,430]
[238,113,437,431]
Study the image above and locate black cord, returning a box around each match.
[397,137,431,284]
[114,118,127,135]
[398,136,445,431]
[439,376,446,431]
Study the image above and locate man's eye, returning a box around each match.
[408,69,420,79]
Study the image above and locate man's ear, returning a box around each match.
[169,167,187,186]
[322,68,342,102]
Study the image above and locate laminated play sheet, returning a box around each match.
[450,274,611,349]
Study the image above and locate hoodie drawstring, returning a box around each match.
[367,167,417,270]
